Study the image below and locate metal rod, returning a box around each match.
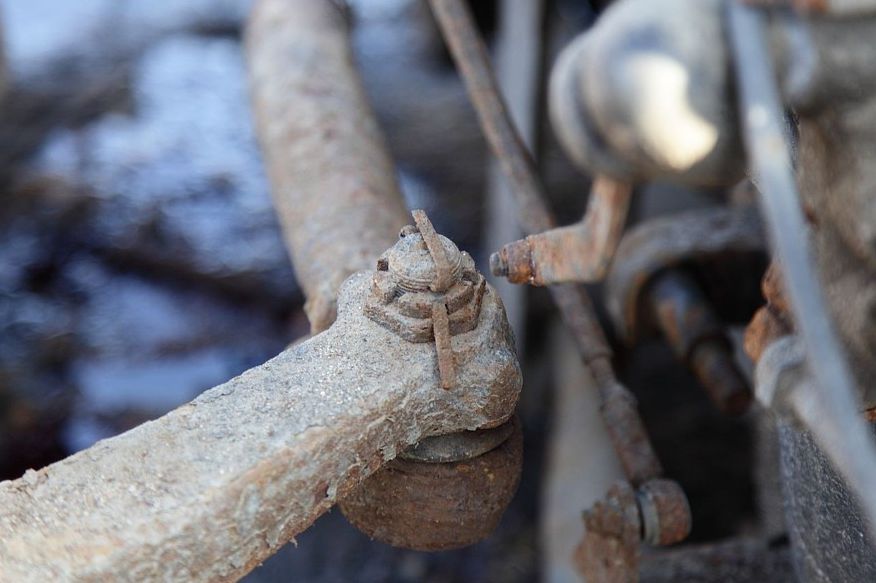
[246,0,409,334]
[428,0,663,484]
[728,0,876,531]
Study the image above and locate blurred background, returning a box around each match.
[0,1,765,581]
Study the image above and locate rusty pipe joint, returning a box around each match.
[490,176,632,286]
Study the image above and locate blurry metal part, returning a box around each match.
[575,481,641,583]
[428,0,667,489]
[575,479,692,582]
[483,0,546,352]
[399,419,514,463]
[744,0,876,14]
[549,0,745,187]
[0,268,521,581]
[777,415,876,582]
[636,479,692,547]
[606,206,764,342]
[349,213,522,549]
[648,270,752,415]
[340,416,523,551]
[489,176,633,286]
[729,0,876,532]
[246,0,408,334]
[755,336,876,536]
[744,262,792,363]
[364,219,485,344]
[542,322,626,583]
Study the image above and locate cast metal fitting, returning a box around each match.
[341,210,522,551]
[575,479,692,581]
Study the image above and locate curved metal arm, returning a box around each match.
[0,273,519,582]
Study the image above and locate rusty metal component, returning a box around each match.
[429,0,667,494]
[246,0,409,334]
[575,481,641,583]
[637,479,692,546]
[575,478,692,583]
[648,270,752,415]
[0,254,521,580]
[365,211,486,391]
[340,417,522,551]
[754,335,876,535]
[606,206,765,342]
[399,420,515,463]
[489,176,633,286]
[413,209,454,293]
[730,0,876,539]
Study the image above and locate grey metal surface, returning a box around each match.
[0,268,520,581]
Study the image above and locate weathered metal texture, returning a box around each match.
[796,88,876,405]
[755,336,876,544]
[548,0,745,187]
[744,262,792,363]
[428,0,666,490]
[575,481,641,583]
[636,479,692,547]
[490,176,633,286]
[340,417,522,551]
[606,206,765,343]
[246,0,409,334]
[648,270,752,415]
[745,0,876,15]
[574,478,693,583]
[0,266,521,581]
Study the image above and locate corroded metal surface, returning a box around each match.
[0,267,521,581]
[575,481,641,583]
[490,176,632,286]
[340,417,522,551]
[246,0,409,333]
[648,270,752,415]
[637,479,692,547]
[606,206,764,342]
[575,478,692,583]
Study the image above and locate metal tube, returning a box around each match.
[246,0,409,334]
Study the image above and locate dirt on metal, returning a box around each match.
[0,264,521,581]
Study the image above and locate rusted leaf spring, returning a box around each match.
[490,176,633,286]
[246,0,409,333]
[0,271,521,581]
[428,0,665,488]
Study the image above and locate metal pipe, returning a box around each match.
[0,263,520,580]
[428,0,662,484]
[246,0,409,334]
[728,0,876,531]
